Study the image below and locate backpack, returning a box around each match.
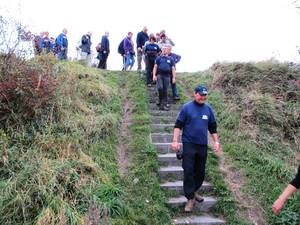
[118,38,125,55]
[95,43,101,52]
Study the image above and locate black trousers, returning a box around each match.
[182,142,208,200]
[98,53,108,69]
[146,58,155,84]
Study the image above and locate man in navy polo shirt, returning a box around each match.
[171,85,220,212]
[152,44,176,111]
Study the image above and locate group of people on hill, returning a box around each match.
[33,26,181,110]
[33,31,57,56]
[117,26,182,111]
[33,28,68,60]
[32,28,108,68]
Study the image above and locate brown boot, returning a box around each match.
[194,192,204,202]
[184,199,195,212]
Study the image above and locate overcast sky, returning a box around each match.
[3,0,300,72]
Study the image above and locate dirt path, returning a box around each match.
[179,79,268,225]
[117,87,132,176]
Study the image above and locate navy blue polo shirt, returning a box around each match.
[177,101,216,145]
[155,55,175,76]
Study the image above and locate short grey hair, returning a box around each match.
[162,44,172,50]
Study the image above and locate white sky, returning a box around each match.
[2,0,300,72]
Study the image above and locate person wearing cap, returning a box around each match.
[171,85,220,213]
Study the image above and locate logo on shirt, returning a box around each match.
[167,59,170,63]
[202,115,208,120]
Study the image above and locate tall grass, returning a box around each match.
[0,55,125,224]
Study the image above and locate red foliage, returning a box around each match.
[0,54,58,128]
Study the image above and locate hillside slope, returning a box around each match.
[0,55,299,224]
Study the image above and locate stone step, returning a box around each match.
[148,96,179,104]
[172,215,226,225]
[146,86,157,91]
[151,116,176,124]
[151,133,180,143]
[154,143,182,154]
[168,196,218,213]
[150,124,174,133]
[159,166,183,181]
[149,110,179,117]
[148,103,182,110]
[158,153,182,167]
[160,181,212,195]
[146,87,173,94]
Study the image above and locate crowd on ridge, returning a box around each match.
[33,26,182,109]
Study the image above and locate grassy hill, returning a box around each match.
[0,54,299,224]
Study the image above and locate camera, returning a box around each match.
[176,150,183,160]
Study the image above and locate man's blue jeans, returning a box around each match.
[57,50,67,60]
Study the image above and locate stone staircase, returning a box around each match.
[147,86,226,224]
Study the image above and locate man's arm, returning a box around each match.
[100,36,107,53]
[136,32,142,48]
[57,34,62,47]
[152,64,158,82]
[82,35,88,44]
[172,128,181,151]
[211,133,220,153]
[174,53,181,64]
[168,38,175,46]
[171,66,176,84]
[273,184,297,214]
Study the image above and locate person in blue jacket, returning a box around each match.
[40,31,51,53]
[97,31,110,69]
[49,37,57,56]
[144,36,160,86]
[56,28,68,60]
[172,85,220,212]
[152,44,176,111]
[136,26,149,71]
[80,31,93,67]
